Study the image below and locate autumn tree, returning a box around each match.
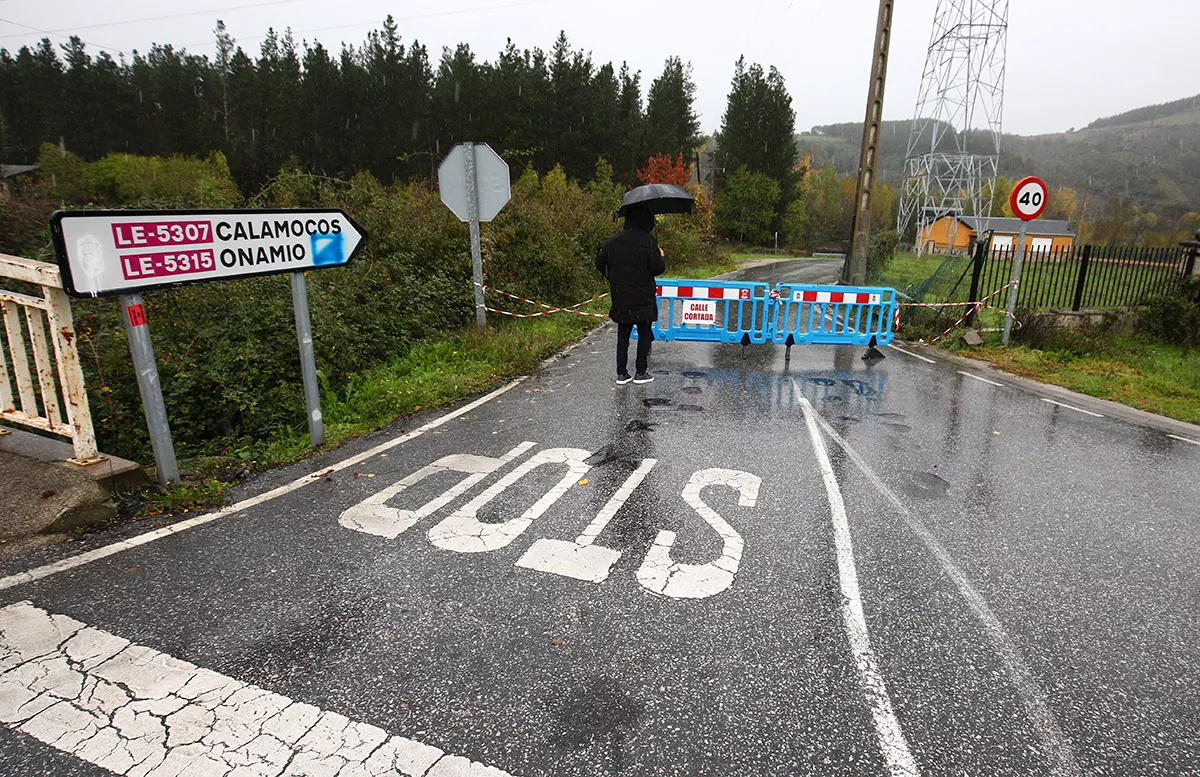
[636,153,691,186]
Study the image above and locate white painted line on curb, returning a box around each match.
[1040,398,1104,417]
[0,601,515,777]
[803,406,1083,777]
[1167,434,1200,446]
[0,377,529,592]
[794,391,920,777]
[957,370,1004,387]
[888,345,936,364]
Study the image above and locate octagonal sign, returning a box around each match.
[438,143,511,223]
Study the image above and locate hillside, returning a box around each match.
[797,95,1200,222]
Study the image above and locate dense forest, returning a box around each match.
[0,20,700,191]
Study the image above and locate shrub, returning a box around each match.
[1138,279,1200,348]
[867,230,900,283]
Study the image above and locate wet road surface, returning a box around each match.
[1,260,1197,777]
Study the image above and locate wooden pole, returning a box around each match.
[846,0,895,286]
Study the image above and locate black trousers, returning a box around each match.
[616,322,653,375]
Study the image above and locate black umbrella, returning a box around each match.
[616,183,694,219]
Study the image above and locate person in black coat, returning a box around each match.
[595,205,667,384]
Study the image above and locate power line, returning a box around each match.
[0,0,304,40]
[0,17,126,56]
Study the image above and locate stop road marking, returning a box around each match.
[338,442,761,600]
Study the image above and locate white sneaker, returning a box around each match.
[633,372,654,384]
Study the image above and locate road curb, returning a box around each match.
[899,340,1200,439]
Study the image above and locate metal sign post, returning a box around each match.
[1002,220,1029,346]
[290,271,324,447]
[464,145,486,330]
[438,143,511,331]
[118,293,179,485]
[1003,176,1049,345]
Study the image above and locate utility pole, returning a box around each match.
[846,0,895,286]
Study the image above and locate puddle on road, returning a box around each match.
[681,371,707,379]
[681,386,703,395]
[874,412,907,420]
[884,423,913,433]
[643,398,672,407]
[836,416,861,424]
[624,419,656,432]
[676,404,704,412]
[902,471,950,498]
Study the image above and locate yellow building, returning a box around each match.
[918,216,1076,254]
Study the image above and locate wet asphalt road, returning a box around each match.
[1,259,1198,777]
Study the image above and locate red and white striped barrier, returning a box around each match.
[791,290,882,305]
[656,285,752,301]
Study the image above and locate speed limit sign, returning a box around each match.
[1011,176,1048,221]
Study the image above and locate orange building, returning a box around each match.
[918,216,1076,254]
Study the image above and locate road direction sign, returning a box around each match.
[1011,176,1049,221]
[438,143,510,222]
[50,208,366,298]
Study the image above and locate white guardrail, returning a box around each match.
[0,253,102,464]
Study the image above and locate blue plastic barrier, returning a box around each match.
[637,278,773,344]
[629,279,899,348]
[770,283,898,347]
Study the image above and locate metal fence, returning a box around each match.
[916,241,1196,313]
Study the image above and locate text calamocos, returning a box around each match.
[339,442,762,600]
[52,210,365,297]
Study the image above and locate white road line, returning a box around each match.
[957,370,1004,387]
[0,377,529,592]
[802,405,1083,777]
[887,344,936,364]
[1040,398,1104,417]
[0,601,515,777]
[794,393,920,777]
[1167,434,1200,446]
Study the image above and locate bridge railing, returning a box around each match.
[0,253,102,464]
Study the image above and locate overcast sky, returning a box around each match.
[1,0,1196,137]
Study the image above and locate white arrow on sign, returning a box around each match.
[50,209,367,298]
[438,143,511,222]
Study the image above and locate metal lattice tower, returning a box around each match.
[897,0,1009,252]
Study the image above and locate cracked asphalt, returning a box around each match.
[1,258,1198,777]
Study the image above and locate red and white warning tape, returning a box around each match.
[475,283,610,319]
[896,285,1020,343]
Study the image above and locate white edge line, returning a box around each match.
[1167,434,1200,446]
[1040,397,1104,417]
[794,391,920,777]
[888,344,937,364]
[0,376,529,592]
[801,397,1082,777]
[957,370,1004,387]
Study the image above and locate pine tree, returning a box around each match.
[715,57,797,198]
[643,57,700,163]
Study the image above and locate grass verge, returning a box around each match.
[954,336,1200,425]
